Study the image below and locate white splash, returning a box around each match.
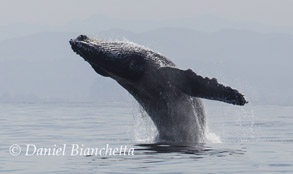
[205,127,222,143]
[131,100,158,143]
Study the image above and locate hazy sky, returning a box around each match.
[1,0,293,27]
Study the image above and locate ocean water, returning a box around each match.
[0,102,292,173]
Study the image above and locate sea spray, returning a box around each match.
[131,100,158,143]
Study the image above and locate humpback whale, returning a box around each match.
[69,35,247,143]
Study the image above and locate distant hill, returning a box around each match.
[0,28,292,105]
[1,15,293,41]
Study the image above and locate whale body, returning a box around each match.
[69,35,247,143]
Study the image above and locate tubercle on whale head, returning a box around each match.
[69,35,95,60]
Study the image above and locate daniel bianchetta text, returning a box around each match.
[9,144,135,156]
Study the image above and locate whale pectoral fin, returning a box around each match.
[158,67,248,106]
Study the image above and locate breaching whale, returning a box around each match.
[69,35,247,143]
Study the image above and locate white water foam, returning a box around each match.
[205,127,222,143]
[130,100,158,143]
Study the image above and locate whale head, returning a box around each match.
[70,35,172,82]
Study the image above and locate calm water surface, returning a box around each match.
[0,102,292,173]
